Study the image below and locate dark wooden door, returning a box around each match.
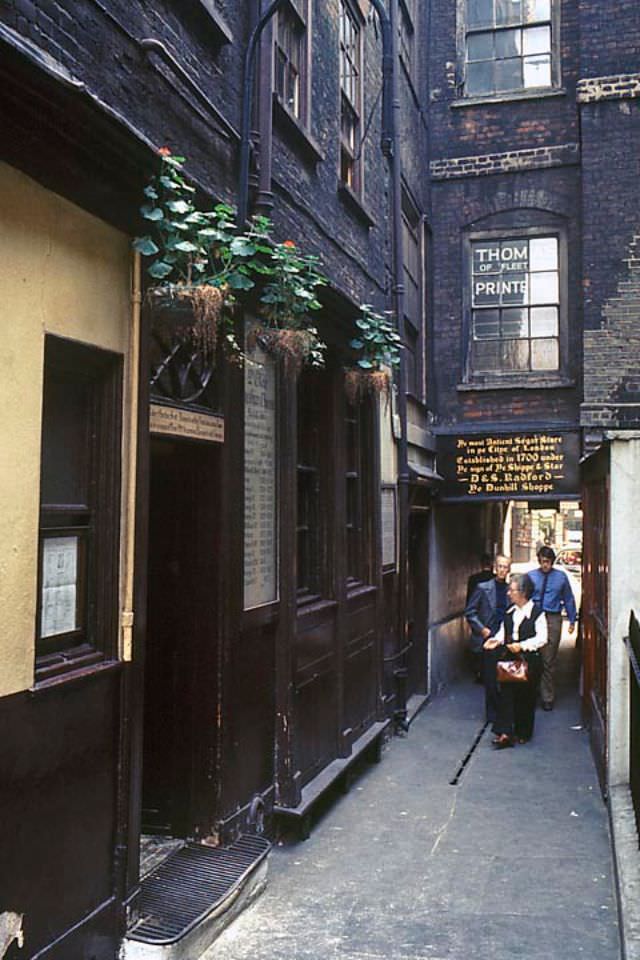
[142,437,219,837]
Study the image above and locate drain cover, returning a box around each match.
[128,834,270,945]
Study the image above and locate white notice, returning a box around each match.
[41,536,78,638]
[244,331,278,608]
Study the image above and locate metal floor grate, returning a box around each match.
[127,834,270,944]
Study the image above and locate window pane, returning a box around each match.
[468,32,494,60]
[525,0,550,22]
[495,28,521,58]
[501,339,529,370]
[523,54,551,87]
[496,0,522,26]
[467,60,494,95]
[472,340,500,371]
[501,307,528,338]
[495,57,522,91]
[531,338,559,370]
[473,274,502,306]
[530,306,558,337]
[529,236,557,271]
[473,310,500,339]
[468,0,494,29]
[530,270,558,304]
[500,272,528,305]
[523,24,550,55]
[473,242,502,274]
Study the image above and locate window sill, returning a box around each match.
[31,650,121,694]
[273,95,325,165]
[337,183,376,228]
[458,375,575,392]
[194,0,233,44]
[451,87,566,109]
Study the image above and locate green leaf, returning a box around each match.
[148,260,174,279]
[144,185,159,199]
[230,238,257,257]
[350,339,364,349]
[160,175,180,191]
[141,205,164,221]
[358,359,373,369]
[133,236,160,256]
[227,272,255,290]
[173,240,199,252]
[167,199,191,214]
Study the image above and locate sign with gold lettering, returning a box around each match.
[150,403,224,443]
[437,432,579,501]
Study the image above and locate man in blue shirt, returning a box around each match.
[528,546,577,711]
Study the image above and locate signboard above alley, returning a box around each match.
[437,431,580,501]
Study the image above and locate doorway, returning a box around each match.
[142,436,220,839]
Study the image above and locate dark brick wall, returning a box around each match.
[578,0,640,79]
[427,0,580,163]
[578,0,640,432]
[425,0,583,433]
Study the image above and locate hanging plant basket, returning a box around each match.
[344,367,392,404]
[247,325,325,374]
[147,283,241,362]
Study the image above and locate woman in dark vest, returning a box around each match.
[483,572,548,748]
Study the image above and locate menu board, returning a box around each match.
[438,432,579,501]
[244,338,278,608]
[41,535,78,638]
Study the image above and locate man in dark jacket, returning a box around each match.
[465,555,511,722]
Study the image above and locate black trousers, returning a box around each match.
[487,650,542,740]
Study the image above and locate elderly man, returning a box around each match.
[528,545,577,711]
[465,555,511,722]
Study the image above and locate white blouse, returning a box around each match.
[493,600,548,652]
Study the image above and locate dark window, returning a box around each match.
[275,1,308,122]
[399,0,416,80]
[339,1,362,193]
[468,234,560,376]
[297,370,322,599]
[345,399,372,585]
[464,0,553,97]
[36,336,122,679]
[402,193,425,400]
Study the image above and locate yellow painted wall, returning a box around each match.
[0,162,131,697]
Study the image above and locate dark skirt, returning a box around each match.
[488,649,542,741]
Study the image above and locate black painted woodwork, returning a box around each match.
[0,669,122,960]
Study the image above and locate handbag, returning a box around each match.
[496,657,529,683]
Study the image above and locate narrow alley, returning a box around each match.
[208,635,620,960]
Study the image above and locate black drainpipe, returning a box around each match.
[236,0,287,227]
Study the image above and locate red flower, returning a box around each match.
[158,146,172,157]
[283,240,296,249]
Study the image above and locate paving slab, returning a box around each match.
[204,637,620,960]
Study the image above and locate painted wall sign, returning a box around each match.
[150,403,224,443]
[381,485,397,570]
[437,432,580,501]
[244,335,278,608]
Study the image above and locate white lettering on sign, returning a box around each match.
[474,280,527,296]
[475,245,528,263]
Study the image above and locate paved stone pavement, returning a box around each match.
[205,637,620,960]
